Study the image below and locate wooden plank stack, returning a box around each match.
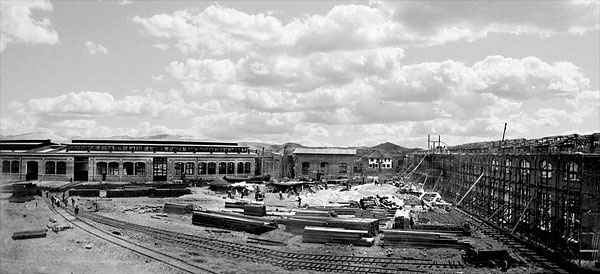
[413,222,471,236]
[163,203,193,215]
[302,226,373,246]
[192,210,277,235]
[382,230,472,249]
[307,207,393,220]
[225,201,250,209]
[294,210,336,218]
[69,189,100,197]
[278,217,379,236]
[243,204,266,217]
[12,229,47,240]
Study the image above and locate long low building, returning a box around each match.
[1,139,258,183]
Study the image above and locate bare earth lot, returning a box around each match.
[1,185,544,274]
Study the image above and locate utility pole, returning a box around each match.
[428,135,431,151]
[502,123,507,146]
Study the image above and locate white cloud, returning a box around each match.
[132,2,599,55]
[152,74,165,81]
[84,41,108,55]
[153,43,170,50]
[25,90,194,118]
[118,0,134,6]
[0,0,59,52]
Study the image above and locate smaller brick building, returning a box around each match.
[291,148,356,180]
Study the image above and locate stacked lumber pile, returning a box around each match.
[413,222,471,236]
[153,188,191,197]
[326,218,379,236]
[278,217,379,236]
[393,209,411,229]
[302,226,373,246]
[307,206,356,215]
[225,200,250,209]
[307,207,393,220]
[295,210,336,218]
[382,230,471,249]
[12,229,47,240]
[192,211,277,235]
[243,204,266,217]
[355,208,393,220]
[279,217,326,234]
[69,189,100,197]
[163,203,193,214]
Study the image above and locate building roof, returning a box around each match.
[71,139,238,146]
[363,149,393,159]
[293,148,356,155]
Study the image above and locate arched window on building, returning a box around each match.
[541,160,552,179]
[56,161,66,174]
[97,162,107,175]
[491,159,499,177]
[185,163,194,175]
[338,163,348,174]
[208,162,216,174]
[227,162,235,174]
[2,161,10,173]
[198,162,207,175]
[244,162,251,174]
[520,160,530,176]
[504,158,512,175]
[320,162,329,174]
[108,162,119,175]
[123,162,134,175]
[135,162,145,175]
[566,162,580,181]
[218,162,227,174]
[11,161,19,173]
[46,161,56,174]
[174,162,184,176]
[237,162,244,174]
[301,162,310,175]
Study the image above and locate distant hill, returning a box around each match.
[371,142,422,155]
[0,131,70,143]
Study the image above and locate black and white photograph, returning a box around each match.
[1,0,599,273]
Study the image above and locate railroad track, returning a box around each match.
[73,210,465,274]
[45,199,217,274]
[455,208,570,274]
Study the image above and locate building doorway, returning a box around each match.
[26,161,38,180]
[153,157,167,181]
[74,157,89,181]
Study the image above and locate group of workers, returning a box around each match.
[46,190,80,215]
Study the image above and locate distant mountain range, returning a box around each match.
[0,132,423,154]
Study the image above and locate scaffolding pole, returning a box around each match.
[457,173,485,206]
[511,194,536,234]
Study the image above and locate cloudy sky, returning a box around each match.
[1,0,598,148]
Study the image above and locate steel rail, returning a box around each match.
[45,199,217,274]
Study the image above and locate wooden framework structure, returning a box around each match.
[407,133,600,260]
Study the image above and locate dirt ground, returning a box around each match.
[1,184,551,273]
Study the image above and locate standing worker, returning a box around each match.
[297,196,302,207]
[75,205,79,216]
